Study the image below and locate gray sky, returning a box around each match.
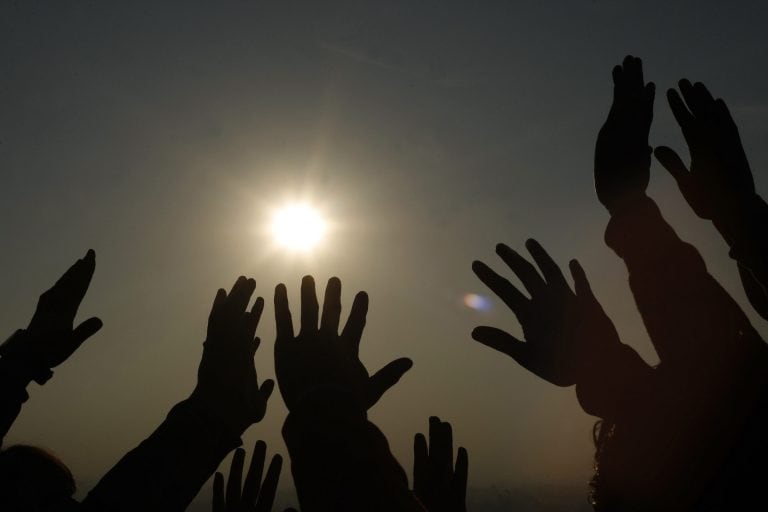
[2,0,767,507]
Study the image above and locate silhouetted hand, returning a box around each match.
[472,239,621,387]
[213,440,283,512]
[413,417,468,512]
[655,80,754,221]
[273,275,412,412]
[191,277,274,435]
[0,250,102,383]
[595,55,655,213]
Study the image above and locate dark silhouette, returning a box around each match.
[413,416,468,512]
[82,276,274,512]
[472,239,632,389]
[0,444,78,511]
[0,250,102,447]
[471,56,768,511]
[274,275,422,511]
[213,440,283,512]
[588,56,768,511]
[0,251,101,512]
[655,80,768,319]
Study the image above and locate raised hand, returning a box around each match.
[273,275,412,412]
[655,80,754,221]
[0,249,102,383]
[472,239,621,387]
[594,55,655,213]
[191,277,274,435]
[213,440,283,512]
[413,417,468,512]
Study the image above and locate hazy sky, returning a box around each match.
[2,1,767,508]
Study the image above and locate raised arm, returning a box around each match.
[0,250,102,447]
[274,275,421,512]
[82,276,274,512]
[655,79,768,319]
[594,56,765,373]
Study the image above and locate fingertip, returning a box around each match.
[85,249,95,260]
[261,379,275,398]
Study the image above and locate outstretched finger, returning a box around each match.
[274,284,294,340]
[226,448,246,506]
[471,326,526,363]
[320,277,342,335]
[654,146,690,184]
[430,416,454,477]
[245,297,265,340]
[667,88,695,134]
[525,239,568,290]
[472,260,528,313]
[242,440,267,506]
[213,472,225,512]
[366,357,413,408]
[254,454,283,512]
[341,291,368,354]
[413,432,429,495]
[300,275,319,335]
[496,244,546,296]
[453,447,469,504]
[569,260,597,302]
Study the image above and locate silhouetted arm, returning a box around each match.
[0,251,101,447]
[595,58,764,372]
[655,81,768,319]
[82,277,274,512]
[274,276,421,512]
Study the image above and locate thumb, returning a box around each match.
[366,357,413,408]
[68,317,103,354]
[259,379,275,401]
[654,146,690,184]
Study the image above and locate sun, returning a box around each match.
[270,203,327,252]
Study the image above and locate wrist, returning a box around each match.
[0,330,53,385]
[186,387,249,439]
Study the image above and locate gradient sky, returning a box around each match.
[2,1,767,509]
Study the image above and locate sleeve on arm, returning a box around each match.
[81,398,242,512]
[283,389,425,512]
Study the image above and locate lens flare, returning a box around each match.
[464,293,492,311]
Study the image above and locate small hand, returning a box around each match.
[273,275,412,412]
[595,55,655,213]
[213,440,283,512]
[0,250,102,382]
[472,239,621,387]
[655,80,754,221]
[191,277,274,435]
[413,416,468,512]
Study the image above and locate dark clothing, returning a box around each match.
[283,388,425,512]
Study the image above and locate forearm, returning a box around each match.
[713,193,768,318]
[82,397,241,512]
[605,195,760,369]
[283,389,424,512]
[0,330,49,448]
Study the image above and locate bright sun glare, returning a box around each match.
[271,203,327,252]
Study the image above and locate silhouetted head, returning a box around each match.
[0,444,77,511]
